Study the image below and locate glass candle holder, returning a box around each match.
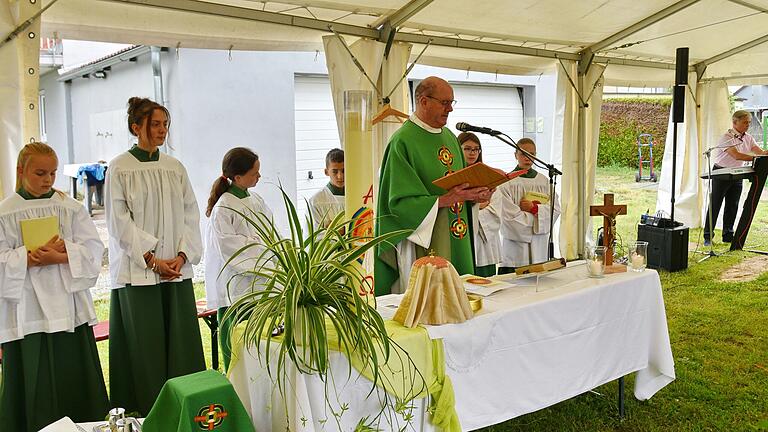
[628,241,648,272]
[585,245,607,278]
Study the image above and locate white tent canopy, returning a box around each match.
[3,0,768,256]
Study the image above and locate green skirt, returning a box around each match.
[0,324,110,432]
[109,279,206,416]
[217,307,234,372]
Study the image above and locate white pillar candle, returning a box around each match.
[631,252,645,269]
[589,259,603,276]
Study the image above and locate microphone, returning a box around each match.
[456,122,501,136]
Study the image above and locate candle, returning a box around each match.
[631,252,645,271]
[588,259,603,276]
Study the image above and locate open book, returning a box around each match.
[460,274,517,297]
[20,215,60,251]
[433,163,528,190]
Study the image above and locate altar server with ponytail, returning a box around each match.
[204,147,274,371]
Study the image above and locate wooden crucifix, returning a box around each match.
[589,193,627,270]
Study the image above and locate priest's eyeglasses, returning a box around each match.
[426,96,457,108]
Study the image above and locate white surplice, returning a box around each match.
[308,186,344,229]
[0,192,102,344]
[499,173,560,268]
[105,151,202,288]
[474,191,502,267]
[204,191,274,310]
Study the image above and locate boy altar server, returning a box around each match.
[499,138,560,272]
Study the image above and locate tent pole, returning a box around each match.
[576,58,589,258]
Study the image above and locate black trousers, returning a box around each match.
[703,166,743,241]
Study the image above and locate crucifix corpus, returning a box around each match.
[589,193,628,273]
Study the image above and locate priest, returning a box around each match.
[375,76,492,295]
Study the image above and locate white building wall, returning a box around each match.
[41,48,557,235]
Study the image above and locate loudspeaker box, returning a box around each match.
[637,224,689,272]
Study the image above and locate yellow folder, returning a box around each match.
[524,191,550,205]
[20,215,60,251]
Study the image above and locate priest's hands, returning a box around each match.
[438,183,494,208]
[28,235,68,267]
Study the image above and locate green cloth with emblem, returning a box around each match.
[142,369,255,432]
[375,120,475,296]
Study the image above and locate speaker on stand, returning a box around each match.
[638,47,690,272]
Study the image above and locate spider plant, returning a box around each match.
[221,187,422,426]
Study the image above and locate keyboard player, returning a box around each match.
[704,110,768,246]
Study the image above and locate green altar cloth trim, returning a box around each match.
[229,319,461,432]
[142,370,255,432]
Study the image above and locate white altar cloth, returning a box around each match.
[229,264,675,431]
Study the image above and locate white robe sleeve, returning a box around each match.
[106,168,159,269]
[177,169,202,265]
[63,205,105,293]
[500,183,535,243]
[532,190,561,235]
[0,232,27,302]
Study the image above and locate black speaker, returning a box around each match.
[637,224,689,272]
[673,85,685,123]
[675,47,689,85]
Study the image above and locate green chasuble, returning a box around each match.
[375,120,475,296]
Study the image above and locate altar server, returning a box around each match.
[308,148,345,229]
[459,132,501,277]
[0,142,109,432]
[498,138,560,272]
[106,97,204,416]
[204,147,274,371]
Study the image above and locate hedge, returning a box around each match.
[599,97,671,168]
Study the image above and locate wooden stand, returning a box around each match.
[590,193,628,273]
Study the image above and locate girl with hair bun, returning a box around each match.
[105,97,204,415]
[0,142,109,431]
[204,147,273,371]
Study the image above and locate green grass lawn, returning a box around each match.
[90,165,768,431]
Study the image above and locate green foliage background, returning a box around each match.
[599,97,671,168]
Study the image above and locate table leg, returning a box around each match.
[618,376,625,418]
[71,177,77,199]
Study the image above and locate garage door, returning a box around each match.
[448,83,525,172]
[294,75,342,222]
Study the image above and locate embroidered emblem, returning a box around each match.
[450,218,468,239]
[438,145,454,168]
[194,404,229,430]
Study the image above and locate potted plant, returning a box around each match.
[222,188,425,429]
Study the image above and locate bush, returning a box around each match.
[599,97,671,168]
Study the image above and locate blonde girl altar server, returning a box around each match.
[459,132,501,277]
[204,147,273,371]
[106,97,205,415]
[498,138,560,273]
[0,143,109,432]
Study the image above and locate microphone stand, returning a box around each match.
[697,147,720,263]
[492,132,562,260]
